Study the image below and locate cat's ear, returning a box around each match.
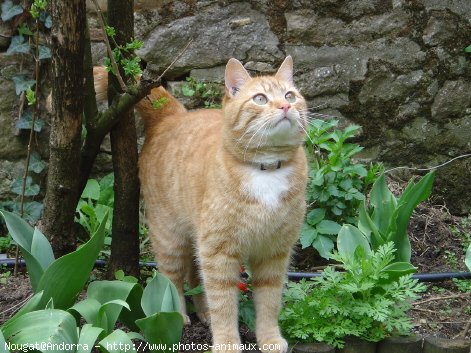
[225,58,251,97]
[275,56,294,84]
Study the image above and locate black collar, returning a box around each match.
[259,160,282,171]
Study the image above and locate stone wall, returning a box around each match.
[0,0,470,214]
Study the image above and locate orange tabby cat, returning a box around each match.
[96,57,308,353]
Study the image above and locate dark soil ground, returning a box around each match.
[1,183,471,350]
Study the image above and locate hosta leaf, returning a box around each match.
[77,324,104,353]
[36,213,108,309]
[81,179,100,200]
[337,224,371,259]
[98,329,137,353]
[2,309,78,349]
[1,0,23,21]
[136,312,183,352]
[466,243,471,272]
[141,272,180,315]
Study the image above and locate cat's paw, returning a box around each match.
[196,310,210,325]
[258,337,288,353]
[212,338,242,353]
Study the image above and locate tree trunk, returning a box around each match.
[41,0,86,255]
[107,0,140,277]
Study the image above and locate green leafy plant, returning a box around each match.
[358,171,435,262]
[180,77,222,108]
[0,210,184,353]
[301,119,383,258]
[280,227,425,348]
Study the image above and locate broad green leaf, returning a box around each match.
[12,75,35,95]
[141,272,180,315]
[465,45,471,53]
[312,234,334,259]
[2,309,78,351]
[381,262,417,284]
[7,35,30,54]
[465,243,471,272]
[30,227,55,271]
[81,179,100,200]
[36,213,108,309]
[369,173,397,236]
[0,210,44,291]
[391,171,435,262]
[77,324,104,353]
[87,280,144,332]
[300,223,317,249]
[0,329,10,353]
[98,329,137,353]
[358,201,384,249]
[97,300,131,333]
[1,0,23,21]
[69,298,102,326]
[306,208,325,226]
[136,312,183,352]
[317,220,341,235]
[337,224,371,259]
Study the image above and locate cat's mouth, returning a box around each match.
[274,116,293,128]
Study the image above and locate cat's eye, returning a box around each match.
[253,94,268,105]
[285,91,296,103]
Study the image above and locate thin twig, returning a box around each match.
[385,153,471,174]
[413,293,470,306]
[91,0,127,91]
[0,293,34,316]
[456,318,471,339]
[15,19,41,276]
[152,38,193,83]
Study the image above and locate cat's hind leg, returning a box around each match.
[149,225,192,325]
[187,256,210,324]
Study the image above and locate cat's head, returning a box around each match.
[222,56,307,160]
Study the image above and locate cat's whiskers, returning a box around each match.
[242,118,273,162]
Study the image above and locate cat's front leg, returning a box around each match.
[198,244,242,353]
[250,251,291,353]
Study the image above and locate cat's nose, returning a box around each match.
[279,102,291,113]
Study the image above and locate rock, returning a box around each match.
[137,2,283,77]
[0,159,25,201]
[431,80,471,121]
[377,336,423,353]
[190,66,225,83]
[287,44,369,82]
[401,117,441,142]
[424,0,471,23]
[423,15,459,47]
[358,70,423,104]
[423,336,471,353]
[368,38,426,71]
[285,8,411,46]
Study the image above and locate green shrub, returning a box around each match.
[280,229,425,347]
[301,119,382,258]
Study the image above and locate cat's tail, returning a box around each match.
[46,66,187,128]
[93,66,187,128]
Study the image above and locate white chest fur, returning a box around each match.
[242,166,293,209]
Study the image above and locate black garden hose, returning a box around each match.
[1,258,471,283]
